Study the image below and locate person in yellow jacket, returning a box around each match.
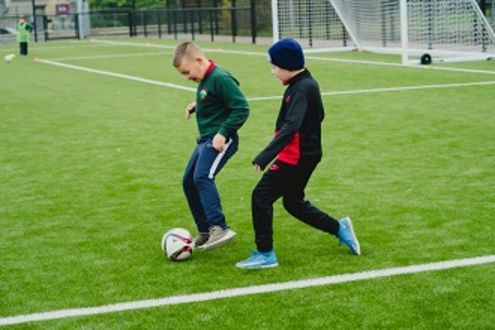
[16,16,33,56]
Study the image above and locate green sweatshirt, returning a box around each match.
[16,22,32,43]
[195,63,249,138]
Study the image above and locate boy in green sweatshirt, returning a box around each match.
[172,41,249,251]
[16,16,32,56]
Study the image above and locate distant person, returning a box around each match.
[172,41,249,251]
[16,16,33,56]
[236,38,361,269]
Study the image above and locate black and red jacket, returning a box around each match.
[253,69,324,170]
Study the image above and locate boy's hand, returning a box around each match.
[185,102,196,119]
[212,133,226,152]
[254,164,262,172]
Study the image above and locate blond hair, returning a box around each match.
[173,41,204,68]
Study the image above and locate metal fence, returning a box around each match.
[4,1,491,46]
[0,2,273,44]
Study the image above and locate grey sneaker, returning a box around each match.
[201,226,237,251]
[193,232,210,249]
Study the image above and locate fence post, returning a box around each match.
[250,0,256,44]
[143,11,147,37]
[231,0,237,42]
[181,0,187,33]
[173,9,178,39]
[43,15,48,41]
[342,24,347,47]
[209,9,214,42]
[74,13,80,40]
[191,10,195,40]
[31,0,38,42]
[307,0,313,47]
[197,0,203,34]
[213,0,219,35]
[166,1,171,34]
[325,0,331,40]
[128,10,133,37]
[157,11,162,39]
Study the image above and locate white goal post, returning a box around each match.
[1,0,11,14]
[272,0,495,65]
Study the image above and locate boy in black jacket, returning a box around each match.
[236,39,360,269]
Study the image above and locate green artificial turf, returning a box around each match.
[1,38,494,328]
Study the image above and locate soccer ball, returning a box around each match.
[4,54,15,63]
[161,228,193,261]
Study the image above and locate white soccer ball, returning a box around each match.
[4,54,15,63]
[161,228,193,261]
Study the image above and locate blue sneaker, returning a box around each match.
[337,216,361,255]
[235,250,279,269]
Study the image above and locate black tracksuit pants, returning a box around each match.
[252,154,340,252]
[19,42,28,56]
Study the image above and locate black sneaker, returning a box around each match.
[194,232,210,249]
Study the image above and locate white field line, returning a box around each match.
[89,39,177,50]
[30,44,123,51]
[305,55,495,75]
[424,65,495,75]
[37,59,195,92]
[0,42,123,54]
[248,80,495,101]
[89,39,264,57]
[90,39,495,75]
[35,57,495,100]
[0,255,494,326]
[47,52,169,61]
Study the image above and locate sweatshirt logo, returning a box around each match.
[199,89,208,102]
[284,95,291,104]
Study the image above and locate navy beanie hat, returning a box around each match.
[268,38,305,71]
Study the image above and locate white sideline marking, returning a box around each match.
[37,59,195,92]
[47,52,169,61]
[89,39,177,50]
[247,80,495,101]
[425,65,495,75]
[35,57,495,100]
[90,39,265,57]
[305,54,495,75]
[91,39,495,75]
[0,255,494,326]
[0,42,125,54]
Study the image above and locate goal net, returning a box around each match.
[272,0,495,64]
